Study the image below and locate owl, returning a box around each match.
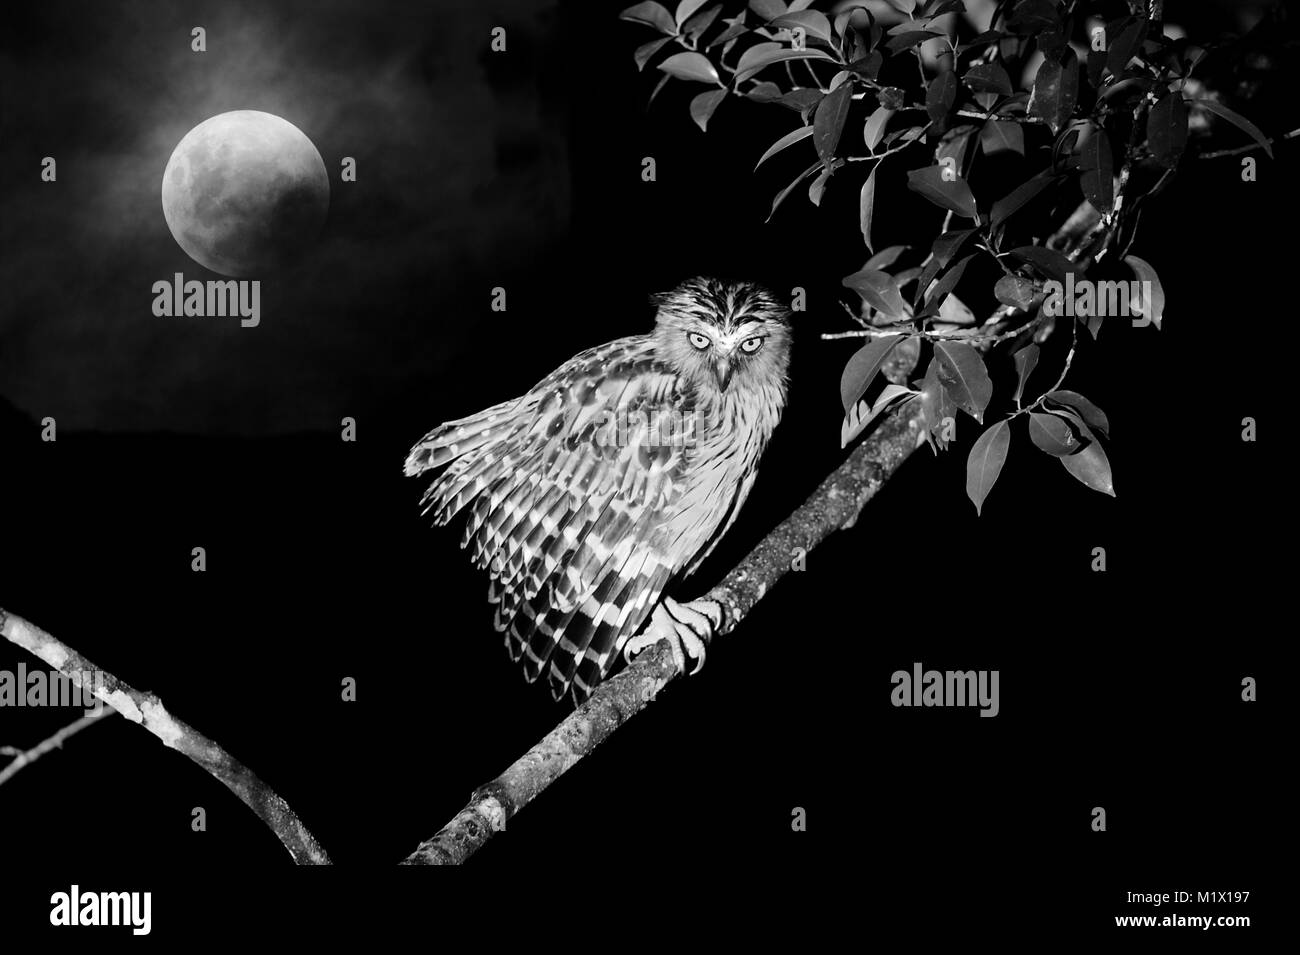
[404,277,791,703]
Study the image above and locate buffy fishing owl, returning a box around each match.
[404,277,791,703]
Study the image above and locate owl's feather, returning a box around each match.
[406,278,790,702]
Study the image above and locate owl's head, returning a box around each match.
[651,277,792,400]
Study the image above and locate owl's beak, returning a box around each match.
[712,359,733,392]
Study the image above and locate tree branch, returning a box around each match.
[1,710,115,786]
[402,400,926,864]
[0,607,332,865]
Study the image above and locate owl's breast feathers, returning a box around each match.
[404,334,785,701]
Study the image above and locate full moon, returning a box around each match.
[161,110,329,277]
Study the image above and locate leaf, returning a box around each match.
[839,334,904,411]
[737,42,783,77]
[842,269,907,319]
[994,275,1037,309]
[990,171,1054,230]
[756,124,815,169]
[863,245,908,271]
[681,4,723,41]
[1123,255,1165,329]
[966,420,1010,515]
[964,63,1012,96]
[1080,126,1113,214]
[634,37,674,71]
[926,72,958,124]
[885,31,940,54]
[1005,0,1058,35]
[1028,412,1079,456]
[767,161,821,221]
[1147,92,1189,169]
[690,89,727,131]
[1106,16,1147,78]
[1046,390,1109,436]
[771,10,833,43]
[1195,98,1273,160]
[676,0,710,24]
[1012,344,1039,402]
[934,340,992,421]
[918,356,957,441]
[746,81,783,102]
[859,167,877,252]
[924,254,974,308]
[808,164,832,206]
[930,228,975,268]
[749,0,788,18]
[1060,440,1115,496]
[906,165,978,219]
[886,0,917,14]
[658,51,721,84]
[981,118,1023,156]
[841,384,915,447]
[709,11,750,47]
[813,83,853,161]
[863,106,894,151]
[621,2,679,34]
[938,291,975,326]
[1027,48,1079,134]
[1008,245,1075,282]
[734,48,834,84]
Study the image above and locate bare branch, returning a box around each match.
[0,607,332,865]
[1,710,115,786]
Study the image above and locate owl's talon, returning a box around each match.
[624,597,715,676]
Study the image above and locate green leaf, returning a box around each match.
[863,106,894,151]
[676,0,710,24]
[990,171,1054,230]
[736,41,783,76]
[885,31,940,54]
[767,161,821,221]
[808,164,833,206]
[1059,440,1115,496]
[1195,98,1273,160]
[1004,346,1036,407]
[924,254,974,308]
[734,47,834,84]
[1147,92,1189,168]
[863,245,908,271]
[749,0,787,19]
[756,124,815,169]
[906,165,978,219]
[1080,126,1113,214]
[690,89,727,131]
[1008,245,1075,283]
[930,228,975,268]
[934,340,992,421]
[918,355,958,442]
[842,269,907,319]
[1028,412,1079,456]
[771,10,833,43]
[964,63,1012,96]
[1123,255,1165,329]
[994,275,1037,309]
[859,167,877,252]
[621,2,678,34]
[1027,48,1078,134]
[839,334,904,411]
[681,4,723,42]
[966,420,1010,515]
[842,384,915,447]
[813,83,853,161]
[659,51,722,84]
[981,118,1023,156]
[1046,390,1109,436]
[634,37,674,71]
[926,72,958,124]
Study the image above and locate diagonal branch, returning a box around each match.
[1,710,116,786]
[0,607,332,865]
[402,400,925,865]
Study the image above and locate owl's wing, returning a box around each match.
[412,337,699,701]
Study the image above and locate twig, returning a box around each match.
[402,401,926,864]
[0,711,115,786]
[0,607,332,865]
[1198,127,1300,159]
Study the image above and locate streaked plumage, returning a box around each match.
[404,277,791,702]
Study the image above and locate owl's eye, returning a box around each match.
[688,332,711,350]
[740,336,764,354]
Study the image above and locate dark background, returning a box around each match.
[0,0,1283,938]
